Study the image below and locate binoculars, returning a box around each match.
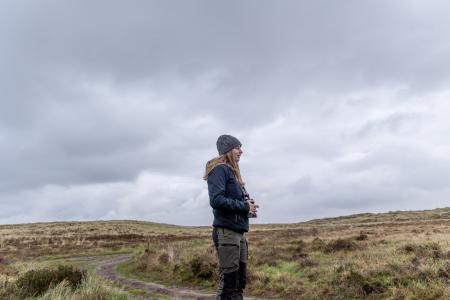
[243,193,257,218]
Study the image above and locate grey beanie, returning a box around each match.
[216,134,241,155]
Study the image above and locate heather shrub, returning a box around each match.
[158,253,170,264]
[15,265,85,297]
[355,232,368,241]
[189,256,217,280]
[333,268,390,298]
[325,238,358,253]
[297,257,318,269]
[398,242,443,259]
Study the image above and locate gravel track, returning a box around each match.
[93,254,217,299]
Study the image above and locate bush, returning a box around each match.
[310,238,326,252]
[291,239,306,251]
[333,269,389,298]
[437,262,450,280]
[158,253,170,264]
[297,257,318,269]
[398,243,443,259]
[355,232,368,241]
[15,265,86,297]
[189,256,217,280]
[53,265,85,287]
[325,238,358,253]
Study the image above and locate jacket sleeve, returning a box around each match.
[207,165,249,212]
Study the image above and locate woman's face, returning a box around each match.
[231,145,243,162]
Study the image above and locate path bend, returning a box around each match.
[94,254,217,299]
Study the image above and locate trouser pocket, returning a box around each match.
[216,228,241,273]
[218,243,239,271]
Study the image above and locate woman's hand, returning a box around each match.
[247,199,259,214]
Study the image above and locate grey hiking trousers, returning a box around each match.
[212,227,248,300]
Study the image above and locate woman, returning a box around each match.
[203,134,258,300]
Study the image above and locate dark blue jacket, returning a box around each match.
[207,164,249,233]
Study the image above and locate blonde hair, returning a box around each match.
[203,151,245,186]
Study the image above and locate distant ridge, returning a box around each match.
[2,207,450,228]
[304,206,450,224]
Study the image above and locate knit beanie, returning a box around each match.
[216,134,242,155]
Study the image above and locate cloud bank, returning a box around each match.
[1,1,450,224]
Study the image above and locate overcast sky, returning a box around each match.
[1,1,450,225]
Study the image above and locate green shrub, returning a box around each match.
[333,269,389,298]
[53,265,86,287]
[437,262,450,280]
[398,243,443,259]
[189,256,217,280]
[15,265,86,297]
[158,253,170,264]
[297,257,318,269]
[325,238,358,253]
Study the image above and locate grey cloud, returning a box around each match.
[337,144,450,191]
[5,1,450,93]
[2,1,450,224]
[356,112,422,138]
[289,176,313,195]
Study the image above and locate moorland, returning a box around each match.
[1,207,450,299]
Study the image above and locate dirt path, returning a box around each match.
[91,254,217,299]
[64,254,258,299]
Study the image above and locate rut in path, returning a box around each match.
[93,254,250,300]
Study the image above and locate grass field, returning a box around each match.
[1,208,450,299]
